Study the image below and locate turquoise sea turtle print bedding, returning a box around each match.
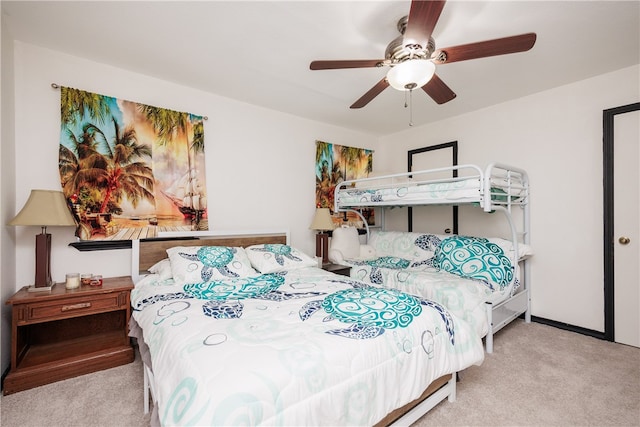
[338,231,523,339]
[131,266,484,426]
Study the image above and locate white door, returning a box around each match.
[613,110,640,347]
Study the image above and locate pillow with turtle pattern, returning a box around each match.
[433,235,513,290]
[166,246,258,285]
[246,243,318,273]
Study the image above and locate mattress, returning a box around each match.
[336,177,481,208]
[131,266,484,426]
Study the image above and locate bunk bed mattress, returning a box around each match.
[131,266,484,426]
[337,177,481,207]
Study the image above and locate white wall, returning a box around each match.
[376,65,640,332]
[3,38,637,376]
[1,14,17,376]
[7,42,375,298]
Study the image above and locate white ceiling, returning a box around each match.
[3,1,639,136]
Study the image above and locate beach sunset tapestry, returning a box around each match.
[58,86,208,241]
[315,140,374,227]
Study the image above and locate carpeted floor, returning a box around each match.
[1,320,638,427]
[418,320,640,426]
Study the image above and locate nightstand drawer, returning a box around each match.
[22,292,126,323]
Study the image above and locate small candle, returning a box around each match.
[65,273,80,289]
[90,275,103,286]
[80,274,92,286]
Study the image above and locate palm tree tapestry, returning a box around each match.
[315,140,374,227]
[59,86,208,241]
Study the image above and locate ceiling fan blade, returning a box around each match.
[310,60,384,70]
[422,74,456,104]
[404,0,446,49]
[350,78,390,109]
[432,33,537,64]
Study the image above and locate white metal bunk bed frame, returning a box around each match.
[333,163,531,353]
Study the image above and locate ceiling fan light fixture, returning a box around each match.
[386,59,435,91]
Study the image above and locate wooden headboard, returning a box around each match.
[131,230,289,282]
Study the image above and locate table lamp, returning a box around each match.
[309,208,335,265]
[9,189,77,291]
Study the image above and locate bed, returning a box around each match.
[333,163,531,353]
[129,231,485,426]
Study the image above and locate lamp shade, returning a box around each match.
[387,59,436,91]
[309,208,335,231]
[9,190,76,227]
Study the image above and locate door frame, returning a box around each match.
[407,141,459,233]
[603,102,640,341]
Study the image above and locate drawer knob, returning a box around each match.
[61,302,92,311]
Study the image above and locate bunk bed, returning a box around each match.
[332,163,531,353]
[128,231,485,426]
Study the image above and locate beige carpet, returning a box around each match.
[1,320,638,427]
[419,320,640,426]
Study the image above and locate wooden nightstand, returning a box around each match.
[3,276,134,395]
[322,263,351,277]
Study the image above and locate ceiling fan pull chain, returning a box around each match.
[409,89,414,126]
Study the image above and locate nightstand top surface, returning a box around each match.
[6,276,133,305]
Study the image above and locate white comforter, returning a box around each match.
[131,266,484,426]
[336,177,481,207]
[349,264,494,338]
[345,257,523,340]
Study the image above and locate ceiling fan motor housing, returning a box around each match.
[385,16,436,65]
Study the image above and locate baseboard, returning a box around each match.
[530,315,607,340]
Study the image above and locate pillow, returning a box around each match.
[329,226,376,263]
[487,237,534,260]
[246,243,317,273]
[330,226,361,259]
[368,230,440,261]
[148,258,173,281]
[166,246,257,285]
[433,235,513,290]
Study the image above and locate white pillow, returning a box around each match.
[246,244,317,273]
[167,246,257,285]
[148,258,173,281]
[330,227,361,260]
[487,237,534,260]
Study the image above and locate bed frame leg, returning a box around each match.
[525,289,532,323]
[447,374,457,402]
[142,364,151,414]
[143,365,150,414]
[485,302,494,354]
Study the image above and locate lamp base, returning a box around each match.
[27,283,56,292]
[34,232,53,288]
[315,232,330,264]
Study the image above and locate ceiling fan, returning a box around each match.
[310,0,536,109]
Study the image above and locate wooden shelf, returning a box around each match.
[17,329,127,369]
